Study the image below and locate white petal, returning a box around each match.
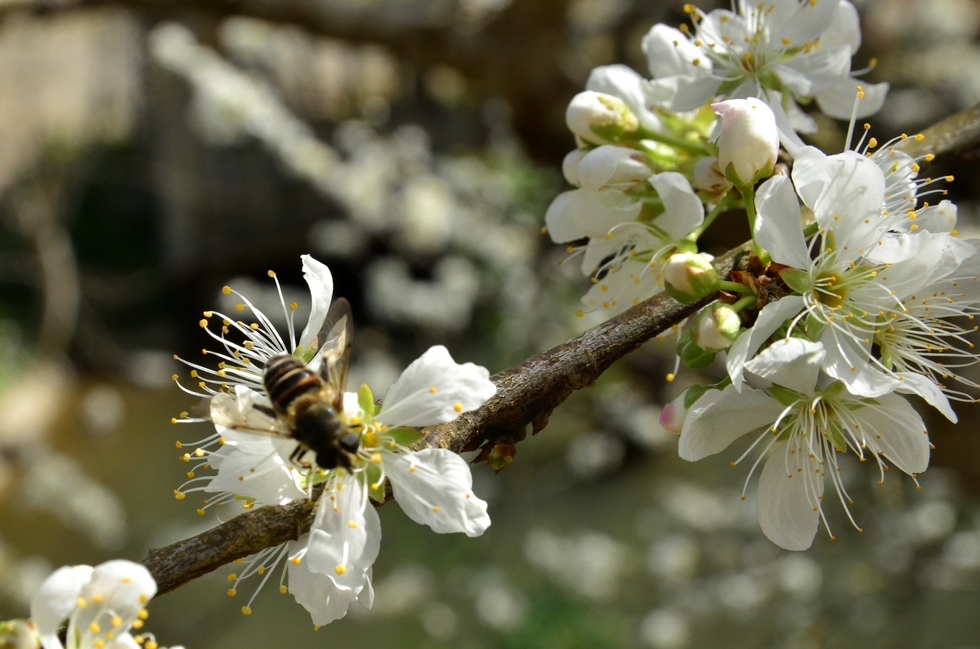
[378,346,495,427]
[895,372,957,423]
[766,92,807,156]
[856,393,931,474]
[544,188,641,244]
[792,149,885,256]
[296,255,335,357]
[205,438,305,505]
[31,564,93,647]
[757,442,822,551]
[645,75,720,112]
[745,338,825,394]
[385,448,490,537]
[754,175,810,269]
[577,145,651,192]
[678,384,785,461]
[815,77,889,120]
[819,0,861,53]
[774,47,851,96]
[287,537,366,626]
[86,561,156,620]
[818,329,901,397]
[771,0,841,46]
[305,475,381,590]
[648,172,704,240]
[726,295,806,391]
[641,24,709,79]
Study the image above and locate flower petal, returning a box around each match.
[287,537,366,626]
[679,384,786,461]
[754,174,810,269]
[304,475,381,590]
[895,372,957,424]
[726,295,806,391]
[385,448,490,537]
[297,255,335,356]
[856,393,931,475]
[774,46,851,96]
[745,338,825,394]
[648,172,704,240]
[586,64,663,133]
[815,78,889,120]
[757,441,822,551]
[641,24,710,79]
[205,436,305,505]
[31,564,94,649]
[378,346,495,427]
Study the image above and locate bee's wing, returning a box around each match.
[190,395,293,440]
[315,297,353,410]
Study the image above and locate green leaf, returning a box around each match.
[358,384,376,418]
[366,463,385,504]
[382,426,425,449]
[780,268,812,294]
[682,384,714,409]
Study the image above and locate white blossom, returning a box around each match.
[30,561,157,649]
[712,98,779,186]
[682,339,930,549]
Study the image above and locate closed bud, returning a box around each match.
[660,385,714,436]
[577,145,652,191]
[692,156,732,195]
[688,302,741,353]
[566,91,639,145]
[712,97,779,187]
[664,252,719,304]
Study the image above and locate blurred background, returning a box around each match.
[3,0,980,647]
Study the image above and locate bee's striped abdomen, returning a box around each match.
[264,355,321,413]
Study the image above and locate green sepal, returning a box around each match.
[682,383,714,409]
[824,229,838,253]
[358,384,376,419]
[676,329,719,369]
[804,311,826,340]
[768,386,801,407]
[780,268,812,294]
[827,422,847,453]
[381,426,425,449]
[821,380,847,401]
[366,463,386,504]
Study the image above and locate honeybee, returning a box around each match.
[204,298,361,471]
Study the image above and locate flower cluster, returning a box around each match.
[170,255,495,625]
[548,1,979,549]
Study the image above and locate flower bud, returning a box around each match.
[712,97,779,187]
[661,384,715,436]
[664,252,719,304]
[689,302,741,353]
[562,149,587,186]
[692,156,733,195]
[577,145,652,191]
[566,91,640,145]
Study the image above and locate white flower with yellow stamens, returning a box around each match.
[30,560,158,649]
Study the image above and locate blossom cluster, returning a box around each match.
[169,256,494,625]
[547,0,978,549]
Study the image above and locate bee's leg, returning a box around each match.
[255,404,277,418]
[338,432,360,453]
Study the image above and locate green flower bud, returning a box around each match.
[664,252,719,304]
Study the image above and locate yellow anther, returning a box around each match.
[348,520,359,528]
[76,596,87,608]
[111,615,123,628]
[267,270,276,278]
[280,585,288,594]
[291,557,301,565]
[242,606,252,616]
[429,386,438,393]
[371,453,382,463]
[227,588,237,596]
[173,490,186,500]
[137,609,148,620]
[90,622,101,634]
[198,319,208,328]
[335,564,347,575]
[454,402,464,412]
[235,304,245,312]
[196,508,205,515]
[433,506,440,513]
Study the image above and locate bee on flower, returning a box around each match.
[171,255,495,626]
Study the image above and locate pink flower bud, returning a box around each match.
[712,98,779,187]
